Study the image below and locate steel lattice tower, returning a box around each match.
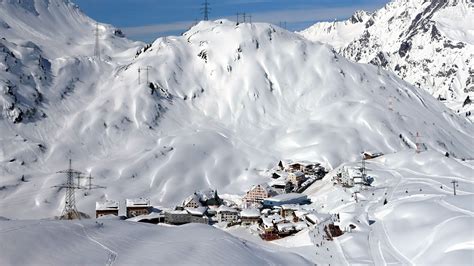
[94,22,100,60]
[201,0,210,21]
[56,159,83,220]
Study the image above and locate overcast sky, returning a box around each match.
[74,0,389,43]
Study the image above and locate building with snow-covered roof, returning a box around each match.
[262,193,310,207]
[276,223,294,235]
[268,177,291,193]
[305,212,331,225]
[216,205,239,223]
[197,189,222,206]
[182,189,223,208]
[242,183,277,208]
[95,200,119,218]
[125,198,151,218]
[127,212,165,224]
[240,208,261,226]
[185,206,208,216]
[165,210,191,225]
[182,194,202,208]
[288,171,306,187]
[280,204,301,218]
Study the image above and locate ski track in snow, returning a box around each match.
[75,222,118,266]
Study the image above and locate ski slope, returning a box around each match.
[0,220,310,265]
[301,150,474,265]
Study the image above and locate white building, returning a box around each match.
[242,183,276,207]
[125,198,151,218]
[216,205,239,223]
[95,200,119,218]
[240,208,261,226]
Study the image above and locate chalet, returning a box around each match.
[240,208,261,226]
[262,193,310,208]
[288,171,306,187]
[216,206,239,223]
[288,163,304,173]
[242,184,276,208]
[126,198,151,218]
[182,194,202,208]
[95,200,119,218]
[182,189,223,208]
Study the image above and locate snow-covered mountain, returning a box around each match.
[0,0,141,123]
[299,0,474,116]
[0,0,472,221]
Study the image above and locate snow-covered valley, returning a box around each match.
[0,0,473,265]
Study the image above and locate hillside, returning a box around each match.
[0,1,472,221]
[0,220,310,265]
[299,0,474,116]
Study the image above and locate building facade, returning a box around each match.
[242,184,275,207]
[95,200,119,218]
[126,198,151,218]
[216,206,239,223]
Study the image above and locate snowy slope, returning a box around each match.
[222,149,474,264]
[0,0,141,123]
[0,220,311,265]
[302,150,474,265]
[300,0,474,116]
[0,1,472,221]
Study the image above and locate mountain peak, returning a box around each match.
[299,0,474,115]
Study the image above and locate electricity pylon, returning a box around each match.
[94,22,101,60]
[201,0,211,21]
[55,159,83,220]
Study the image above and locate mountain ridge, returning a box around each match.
[299,0,474,116]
